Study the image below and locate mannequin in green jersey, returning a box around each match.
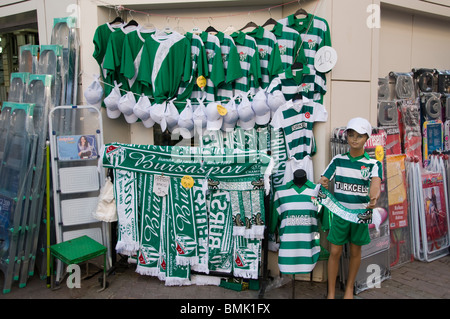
[318,117,382,299]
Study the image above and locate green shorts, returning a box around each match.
[327,215,371,246]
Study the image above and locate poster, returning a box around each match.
[386,155,408,229]
[57,135,98,160]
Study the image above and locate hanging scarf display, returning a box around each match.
[191,179,209,274]
[136,174,163,276]
[233,236,261,279]
[207,190,233,273]
[112,169,140,255]
[311,186,373,224]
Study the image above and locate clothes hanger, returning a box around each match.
[262,18,277,28]
[109,16,124,25]
[262,9,277,28]
[239,21,258,31]
[124,11,138,28]
[124,19,139,28]
[294,8,308,17]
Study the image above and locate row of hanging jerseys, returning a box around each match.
[89,11,332,184]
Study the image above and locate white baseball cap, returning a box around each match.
[252,90,271,125]
[237,95,255,130]
[345,117,372,138]
[134,94,151,120]
[104,82,122,119]
[84,75,103,107]
[150,102,166,127]
[222,97,238,124]
[178,100,195,138]
[165,101,180,132]
[206,102,223,131]
[118,91,138,123]
[192,101,207,132]
[267,90,286,116]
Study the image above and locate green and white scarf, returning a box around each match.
[207,190,233,273]
[113,169,140,255]
[311,186,373,224]
[136,174,162,276]
[233,236,261,279]
[191,180,209,274]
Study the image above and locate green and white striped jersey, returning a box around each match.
[270,98,327,160]
[272,180,321,274]
[321,152,383,210]
[230,31,261,97]
[175,32,208,112]
[137,31,191,104]
[269,22,301,71]
[246,26,283,90]
[215,32,243,103]
[267,63,324,102]
[120,29,154,96]
[198,32,226,102]
[278,14,331,103]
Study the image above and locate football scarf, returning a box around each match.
[101,143,273,194]
[136,174,163,276]
[233,236,260,279]
[311,186,373,224]
[113,169,140,255]
[207,190,233,274]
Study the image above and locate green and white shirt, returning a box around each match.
[230,31,261,97]
[137,31,192,103]
[270,98,327,160]
[246,27,283,90]
[103,26,140,93]
[278,14,331,103]
[269,22,301,71]
[120,28,155,95]
[215,31,243,103]
[197,32,226,102]
[175,32,208,112]
[272,180,321,274]
[321,152,383,210]
[93,22,123,81]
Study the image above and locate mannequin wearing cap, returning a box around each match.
[318,117,382,299]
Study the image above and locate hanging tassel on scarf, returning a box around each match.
[113,169,140,255]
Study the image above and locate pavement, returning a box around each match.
[1,253,449,301]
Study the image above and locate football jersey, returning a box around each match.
[93,22,123,81]
[269,22,301,71]
[245,26,283,89]
[215,31,243,103]
[270,98,327,160]
[138,31,192,103]
[120,28,155,95]
[278,13,331,104]
[198,32,226,101]
[321,152,383,210]
[175,32,208,112]
[103,25,140,94]
[267,62,324,102]
[272,180,321,274]
[230,31,262,97]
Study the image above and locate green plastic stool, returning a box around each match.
[50,235,107,291]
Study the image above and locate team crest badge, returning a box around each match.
[360,165,370,178]
[105,145,126,166]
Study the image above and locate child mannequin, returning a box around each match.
[319,117,382,299]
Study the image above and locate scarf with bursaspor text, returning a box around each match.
[311,186,373,224]
[102,143,272,282]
